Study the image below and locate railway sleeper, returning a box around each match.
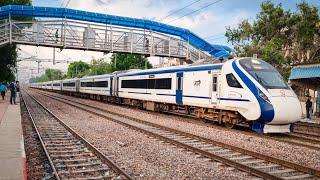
[50,152,93,158]
[270,169,296,174]
[58,157,99,164]
[46,146,85,151]
[58,162,102,168]
[282,174,313,180]
[240,159,265,165]
[59,167,110,175]
[45,142,81,147]
[49,149,87,154]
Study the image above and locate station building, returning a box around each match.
[289,63,320,119]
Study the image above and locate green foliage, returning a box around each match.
[89,58,113,75]
[68,54,152,77]
[0,0,32,82]
[109,53,152,72]
[66,61,91,78]
[0,0,31,6]
[225,1,320,78]
[0,44,17,82]
[31,69,63,83]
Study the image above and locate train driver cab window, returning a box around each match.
[226,73,242,88]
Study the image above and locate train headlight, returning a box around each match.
[259,89,270,103]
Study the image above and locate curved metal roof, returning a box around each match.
[0,5,232,58]
[289,64,320,80]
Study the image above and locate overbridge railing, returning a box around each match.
[0,18,214,63]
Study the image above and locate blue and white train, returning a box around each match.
[30,57,302,133]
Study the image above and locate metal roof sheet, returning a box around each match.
[289,65,320,79]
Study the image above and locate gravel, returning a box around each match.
[35,89,320,171]
[29,90,253,179]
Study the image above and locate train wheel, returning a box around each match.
[223,115,235,129]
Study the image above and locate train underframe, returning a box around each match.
[55,90,245,128]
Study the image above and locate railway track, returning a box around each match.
[36,89,320,151]
[33,90,320,180]
[267,133,320,151]
[293,122,320,134]
[21,90,132,180]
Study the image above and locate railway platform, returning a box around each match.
[0,94,26,180]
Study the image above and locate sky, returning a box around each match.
[16,0,320,82]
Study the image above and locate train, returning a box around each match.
[30,57,302,133]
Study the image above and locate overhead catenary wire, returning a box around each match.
[167,0,224,23]
[64,0,72,8]
[159,0,201,22]
[60,0,67,8]
[204,33,225,39]
[206,36,226,42]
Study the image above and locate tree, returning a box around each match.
[0,0,32,82]
[109,53,152,72]
[30,68,63,83]
[85,54,152,76]
[89,58,113,75]
[45,69,63,81]
[66,61,90,78]
[225,1,320,78]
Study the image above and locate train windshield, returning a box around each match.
[239,58,289,89]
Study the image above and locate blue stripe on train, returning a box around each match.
[231,60,274,133]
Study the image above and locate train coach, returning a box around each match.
[30,57,302,133]
[79,74,112,97]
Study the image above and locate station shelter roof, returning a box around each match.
[289,63,320,90]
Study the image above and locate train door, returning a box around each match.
[112,75,118,96]
[211,74,219,103]
[109,77,113,95]
[176,72,183,105]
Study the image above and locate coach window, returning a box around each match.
[212,76,217,91]
[155,78,171,89]
[147,79,155,89]
[94,81,108,87]
[63,82,75,87]
[226,73,242,88]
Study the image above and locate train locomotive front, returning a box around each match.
[229,58,302,133]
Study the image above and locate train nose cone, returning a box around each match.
[267,96,302,124]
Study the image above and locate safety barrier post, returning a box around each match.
[187,36,190,60]
[104,25,108,49]
[168,37,171,57]
[63,18,66,49]
[150,30,153,56]
[9,14,12,44]
[110,26,113,52]
[130,30,133,53]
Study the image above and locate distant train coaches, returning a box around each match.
[30,57,302,133]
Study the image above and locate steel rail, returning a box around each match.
[22,90,133,180]
[36,91,320,179]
